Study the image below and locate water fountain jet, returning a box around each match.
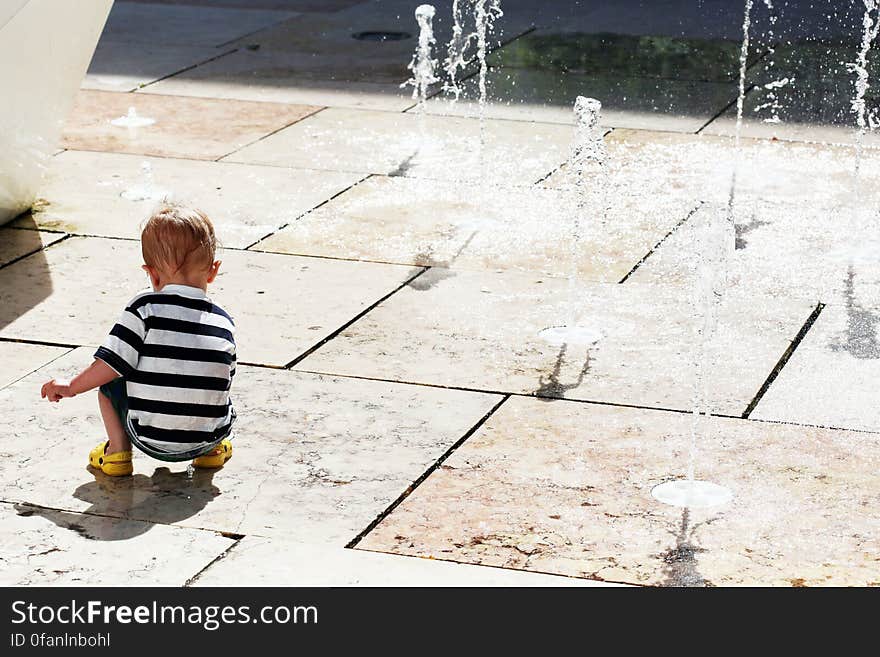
[539,96,606,349]
[402,5,439,109]
[110,106,156,129]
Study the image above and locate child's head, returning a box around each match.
[141,204,221,290]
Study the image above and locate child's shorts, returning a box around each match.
[99,378,225,462]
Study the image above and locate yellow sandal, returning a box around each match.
[88,440,133,476]
[192,439,233,469]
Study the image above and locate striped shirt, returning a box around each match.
[94,284,236,460]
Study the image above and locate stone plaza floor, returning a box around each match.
[2,0,880,586]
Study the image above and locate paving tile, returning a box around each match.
[192,537,616,586]
[0,348,502,544]
[225,107,573,184]
[253,174,697,281]
[99,2,296,47]
[14,150,363,248]
[752,301,880,433]
[0,228,66,267]
[359,396,880,586]
[590,128,880,208]
[627,200,880,305]
[0,236,417,366]
[423,70,738,131]
[0,502,233,586]
[0,342,70,390]
[61,90,320,161]
[83,41,225,92]
[295,269,815,415]
[143,49,416,111]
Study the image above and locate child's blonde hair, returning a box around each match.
[141,204,217,274]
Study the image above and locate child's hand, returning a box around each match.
[41,379,74,402]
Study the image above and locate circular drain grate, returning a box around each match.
[352,30,411,41]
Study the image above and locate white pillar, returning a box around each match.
[0,0,113,224]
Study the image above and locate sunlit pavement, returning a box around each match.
[2,0,879,587]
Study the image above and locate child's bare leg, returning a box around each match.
[99,390,131,454]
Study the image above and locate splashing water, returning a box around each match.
[653,3,751,509]
[120,161,166,202]
[442,1,503,113]
[733,0,754,150]
[473,0,503,122]
[110,106,156,128]
[752,0,792,124]
[539,97,606,348]
[402,5,439,109]
[443,0,475,101]
[849,0,880,175]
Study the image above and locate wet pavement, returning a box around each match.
[2,0,880,586]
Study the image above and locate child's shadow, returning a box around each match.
[17,467,221,541]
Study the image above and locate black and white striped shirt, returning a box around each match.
[95,284,236,460]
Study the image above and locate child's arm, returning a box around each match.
[41,359,119,402]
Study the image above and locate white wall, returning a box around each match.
[0,0,113,224]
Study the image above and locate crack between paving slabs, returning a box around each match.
[741,301,826,418]
[133,47,241,93]
[344,393,512,550]
[617,200,704,284]
[695,47,770,135]
[283,266,430,369]
[244,172,373,251]
[353,546,634,586]
[0,233,73,272]
[0,346,76,393]
[184,534,245,587]
[214,105,329,162]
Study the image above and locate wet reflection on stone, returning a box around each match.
[488,32,758,82]
[17,467,221,540]
[831,266,880,360]
[658,508,710,587]
[533,343,592,400]
[734,211,770,250]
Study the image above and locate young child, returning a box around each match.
[40,205,237,476]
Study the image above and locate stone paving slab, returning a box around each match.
[61,90,320,161]
[83,41,226,92]
[0,236,417,366]
[99,2,296,47]
[0,342,70,391]
[546,129,880,208]
[193,537,616,586]
[359,396,880,586]
[224,107,573,185]
[144,49,416,112]
[0,228,66,267]
[295,269,816,415]
[627,200,880,305]
[423,70,738,131]
[0,502,233,586]
[752,301,880,433]
[14,150,363,248]
[253,174,697,281]
[0,348,502,543]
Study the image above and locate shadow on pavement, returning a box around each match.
[14,466,221,541]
